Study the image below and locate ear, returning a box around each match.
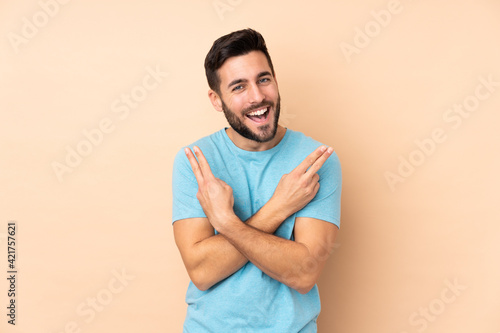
[208,89,223,112]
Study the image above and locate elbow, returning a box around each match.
[289,275,317,295]
[296,283,315,295]
[189,270,214,291]
[192,281,211,292]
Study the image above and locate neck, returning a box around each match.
[226,125,286,151]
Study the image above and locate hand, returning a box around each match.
[268,145,334,219]
[185,146,235,229]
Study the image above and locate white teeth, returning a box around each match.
[247,107,268,116]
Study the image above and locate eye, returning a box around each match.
[259,78,270,83]
[232,85,243,92]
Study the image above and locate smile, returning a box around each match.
[245,107,270,124]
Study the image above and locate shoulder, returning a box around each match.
[286,129,324,152]
[173,129,228,171]
[183,129,225,151]
[285,129,341,171]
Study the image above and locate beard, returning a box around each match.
[221,95,281,143]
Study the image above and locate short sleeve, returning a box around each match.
[171,148,206,224]
[295,152,342,228]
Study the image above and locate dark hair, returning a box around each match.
[204,28,275,95]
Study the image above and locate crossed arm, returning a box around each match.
[173,145,339,293]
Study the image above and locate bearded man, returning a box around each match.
[172,28,342,333]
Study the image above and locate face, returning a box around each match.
[213,51,281,143]
[221,94,280,143]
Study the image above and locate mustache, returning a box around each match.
[242,102,273,115]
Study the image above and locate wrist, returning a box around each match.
[263,197,289,223]
[212,210,239,234]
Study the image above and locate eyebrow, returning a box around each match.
[226,71,273,90]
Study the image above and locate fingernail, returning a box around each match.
[184,148,190,155]
[193,146,199,153]
[327,147,334,153]
[320,146,327,152]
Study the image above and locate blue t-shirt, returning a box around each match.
[172,128,341,333]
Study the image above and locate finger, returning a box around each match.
[305,173,320,191]
[293,145,328,175]
[312,181,320,196]
[193,146,215,179]
[311,173,320,184]
[185,147,204,183]
[305,147,334,177]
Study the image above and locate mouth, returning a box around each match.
[245,106,270,124]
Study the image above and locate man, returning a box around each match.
[172,28,341,332]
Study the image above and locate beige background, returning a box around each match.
[1,0,499,332]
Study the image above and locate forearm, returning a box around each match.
[180,145,333,291]
[189,200,289,290]
[218,214,317,294]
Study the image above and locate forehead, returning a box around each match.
[217,50,272,85]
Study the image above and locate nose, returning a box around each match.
[248,83,265,104]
